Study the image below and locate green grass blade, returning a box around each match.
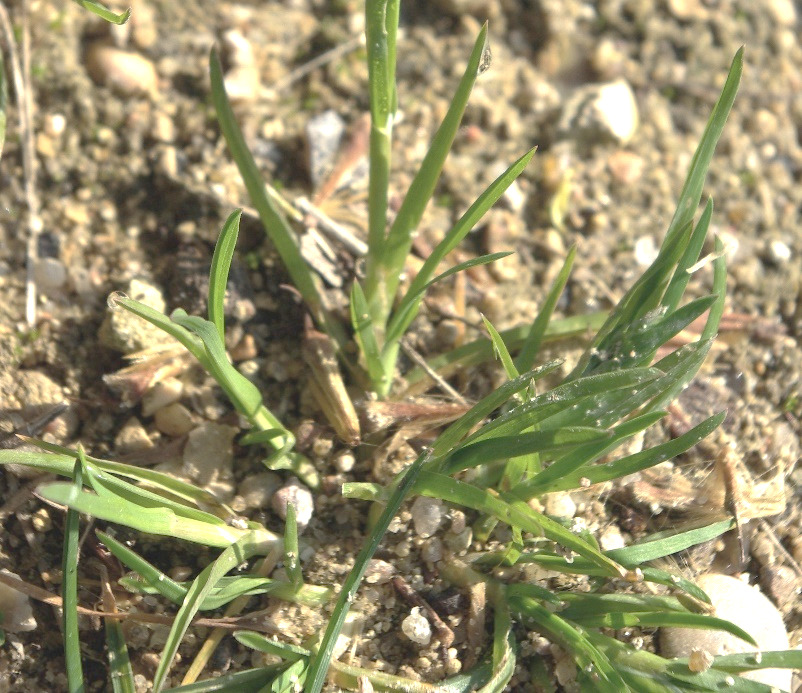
[72,0,130,23]
[208,210,241,342]
[379,23,489,310]
[62,456,84,693]
[350,280,386,390]
[234,631,309,663]
[441,427,611,475]
[662,198,713,313]
[110,296,208,366]
[106,614,135,693]
[303,451,432,693]
[403,312,607,391]
[482,315,519,380]
[415,471,626,577]
[517,411,664,496]
[570,611,757,647]
[209,51,343,346]
[509,595,628,692]
[685,650,802,675]
[283,503,303,591]
[170,311,292,447]
[384,252,513,350]
[701,235,727,342]
[386,147,536,344]
[164,667,282,692]
[515,245,576,372]
[662,49,742,252]
[516,411,724,495]
[152,533,273,692]
[462,367,660,447]
[431,361,562,458]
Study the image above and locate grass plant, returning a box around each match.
[0,3,800,692]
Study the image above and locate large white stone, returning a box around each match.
[660,573,791,690]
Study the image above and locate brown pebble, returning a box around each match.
[85,43,158,98]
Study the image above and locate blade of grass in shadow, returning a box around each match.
[515,245,576,372]
[303,451,432,693]
[208,209,241,342]
[101,560,136,693]
[163,666,283,692]
[62,454,84,693]
[209,50,345,348]
[234,631,309,663]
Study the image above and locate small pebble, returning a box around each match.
[235,472,282,511]
[364,559,396,584]
[85,43,158,98]
[410,496,444,538]
[142,378,183,417]
[33,257,67,293]
[153,402,194,436]
[114,417,153,454]
[561,79,639,145]
[768,239,791,264]
[401,607,431,646]
[271,477,314,531]
[544,492,577,519]
[634,235,659,267]
[0,571,36,632]
[182,423,238,499]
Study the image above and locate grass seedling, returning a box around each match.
[0,3,801,691]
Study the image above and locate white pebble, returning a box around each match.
[768,240,791,264]
[401,607,431,646]
[236,472,281,510]
[85,43,158,98]
[182,423,237,498]
[142,377,183,417]
[0,571,36,632]
[153,402,194,436]
[271,477,314,531]
[410,496,444,537]
[544,492,577,519]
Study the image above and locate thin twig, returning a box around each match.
[400,338,468,406]
[0,0,40,327]
[296,195,368,257]
[272,35,364,93]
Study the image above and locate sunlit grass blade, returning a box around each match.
[2,443,236,514]
[414,471,626,577]
[350,280,386,390]
[172,311,292,443]
[283,503,303,591]
[517,412,664,496]
[72,0,131,23]
[303,451,431,693]
[662,49,742,251]
[700,235,727,342]
[513,410,724,497]
[385,147,536,348]
[234,631,309,663]
[208,209,241,342]
[38,480,277,549]
[209,50,344,347]
[509,595,628,692]
[482,315,519,380]
[515,245,576,372]
[106,615,135,693]
[365,22,489,322]
[461,368,660,447]
[152,532,275,692]
[441,426,611,475]
[62,456,84,693]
